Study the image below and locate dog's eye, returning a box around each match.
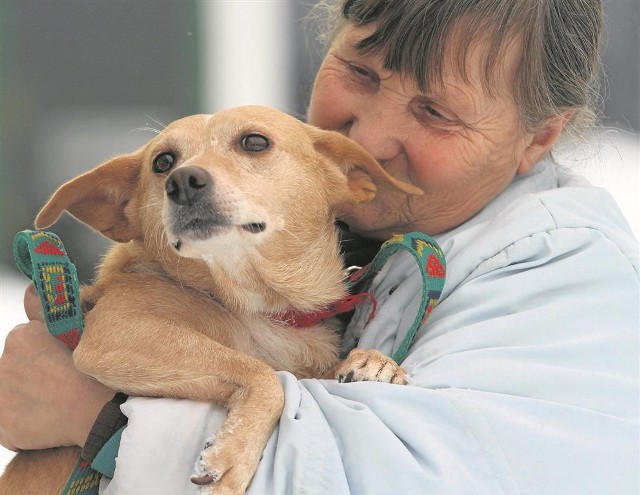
[153,152,176,174]
[240,134,270,152]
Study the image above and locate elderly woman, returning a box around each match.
[1,0,638,493]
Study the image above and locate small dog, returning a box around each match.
[0,106,417,494]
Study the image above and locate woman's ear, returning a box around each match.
[517,111,573,175]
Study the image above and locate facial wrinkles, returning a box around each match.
[387,61,519,176]
[432,73,525,178]
[346,62,506,202]
[322,56,414,182]
[399,79,517,184]
[309,23,534,238]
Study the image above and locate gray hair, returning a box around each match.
[310,0,603,137]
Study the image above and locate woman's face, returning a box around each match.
[308,23,555,239]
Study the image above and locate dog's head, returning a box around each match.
[35,106,421,310]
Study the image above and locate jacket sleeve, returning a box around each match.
[101,225,639,495]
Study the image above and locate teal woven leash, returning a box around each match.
[282,231,446,363]
[13,230,102,495]
[347,232,446,364]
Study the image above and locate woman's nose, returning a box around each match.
[343,111,403,162]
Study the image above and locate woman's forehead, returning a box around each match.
[334,22,522,100]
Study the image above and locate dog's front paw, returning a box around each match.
[334,348,407,385]
[192,434,257,495]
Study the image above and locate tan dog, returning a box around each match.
[0,106,417,494]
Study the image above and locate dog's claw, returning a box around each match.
[334,349,408,384]
[191,474,216,486]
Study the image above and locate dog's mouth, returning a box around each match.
[172,214,228,238]
[171,220,268,252]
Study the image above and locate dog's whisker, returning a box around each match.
[280,225,305,245]
[144,114,168,130]
[130,126,163,136]
[137,199,165,210]
[127,114,168,137]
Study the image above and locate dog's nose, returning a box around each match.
[165,166,210,206]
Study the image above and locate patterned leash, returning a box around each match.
[348,232,446,363]
[13,230,102,495]
[281,232,446,363]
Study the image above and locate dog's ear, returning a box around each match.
[311,129,422,204]
[35,152,143,242]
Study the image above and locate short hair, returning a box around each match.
[311,0,603,137]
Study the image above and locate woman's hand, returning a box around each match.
[0,285,114,451]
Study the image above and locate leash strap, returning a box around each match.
[13,230,84,349]
[13,230,102,495]
[278,232,446,363]
[348,232,446,364]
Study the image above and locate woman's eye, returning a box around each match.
[240,134,270,152]
[410,98,450,124]
[152,152,176,173]
[426,106,444,118]
[349,63,370,78]
[347,62,379,87]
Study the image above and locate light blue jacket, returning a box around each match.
[102,158,639,495]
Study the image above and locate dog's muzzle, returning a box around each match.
[164,166,268,253]
[165,165,210,206]
[165,166,229,241]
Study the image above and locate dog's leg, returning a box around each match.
[73,289,283,495]
[190,376,282,493]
